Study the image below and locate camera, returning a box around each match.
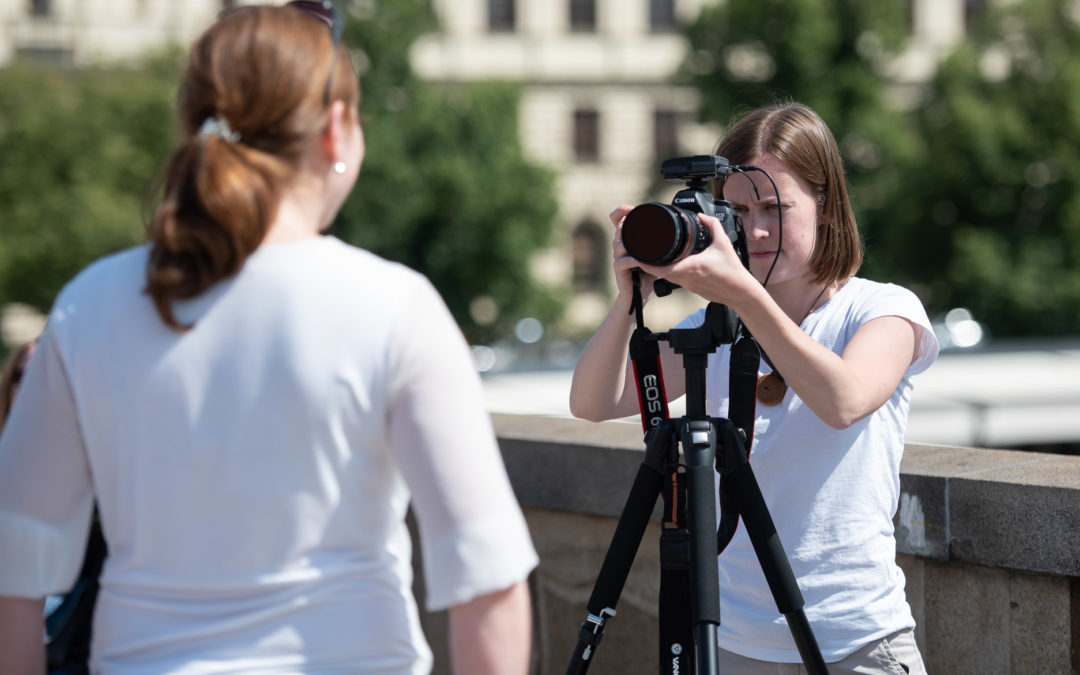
[621,155,746,267]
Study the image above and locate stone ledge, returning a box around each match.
[493,414,1080,577]
[899,443,1080,576]
[493,413,653,519]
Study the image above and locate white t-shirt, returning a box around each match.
[675,277,938,663]
[0,236,538,674]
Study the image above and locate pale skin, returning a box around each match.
[569,154,919,430]
[450,581,532,675]
[0,598,44,674]
[0,101,531,675]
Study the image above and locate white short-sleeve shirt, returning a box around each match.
[0,237,538,673]
[676,277,938,663]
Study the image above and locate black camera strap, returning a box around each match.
[626,272,692,674]
[628,272,670,434]
[717,332,761,554]
[625,272,764,671]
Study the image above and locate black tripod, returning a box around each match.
[566,302,828,674]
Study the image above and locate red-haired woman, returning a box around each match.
[0,4,535,673]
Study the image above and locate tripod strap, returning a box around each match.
[661,464,687,527]
[659,461,694,675]
[658,539,694,675]
[717,334,761,554]
[728,334,760,444]
[624,272,692,674]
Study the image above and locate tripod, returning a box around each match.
[565,302,828,674]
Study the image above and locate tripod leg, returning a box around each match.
[565,423,675,675]
[680,419,722,675]
[715,420,829,674]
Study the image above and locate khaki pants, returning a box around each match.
[714,629,928,674]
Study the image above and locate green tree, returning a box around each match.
[336,0,560,343]
[877,0,1080,335]
[0,57,178,313]
[684,0,907,129]
[682,0,926,303]
[685,0,1080,337]
[0,1,560,345]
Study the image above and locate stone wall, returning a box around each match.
[413,414,1080,674]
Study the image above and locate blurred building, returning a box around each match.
[0,0,984,334]
[411,0,724,331]
[0,0,239,67]
[410,0,982,331]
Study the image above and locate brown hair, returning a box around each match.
[1,341,35,430]
[714,102,863,285]
[145,5,359,330]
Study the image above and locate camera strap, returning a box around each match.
[628,272,670,434]
[717,332,761,554]
[626,272,693,674]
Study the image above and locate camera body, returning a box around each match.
[621,155,746,267]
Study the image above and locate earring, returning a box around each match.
[333,161,347,174]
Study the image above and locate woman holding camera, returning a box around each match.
[0,3,536,673]
[570,102,937,674]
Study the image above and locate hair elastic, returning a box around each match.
[199,116,240,143]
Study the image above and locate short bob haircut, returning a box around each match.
[713,102,863,285]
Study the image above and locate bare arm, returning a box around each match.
[640,214,918,429]
[730,282,917,428]
[569,207,686,421]
[0,596,45,675]
[449,580,532,675]
[568,293,641,421]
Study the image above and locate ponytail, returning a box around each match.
[144,5,358,331]
[146,129,285,331]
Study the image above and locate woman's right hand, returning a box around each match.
[568,205,689,422]
[567,205,652,422]
[610,205,656,308]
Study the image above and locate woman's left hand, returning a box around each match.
[635,213,755,307]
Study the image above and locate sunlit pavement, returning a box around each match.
[481,341,1080,450]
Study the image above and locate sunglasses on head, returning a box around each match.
[286,0,345,106]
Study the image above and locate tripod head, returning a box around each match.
[642,301,741,419]
[657,302,740,355]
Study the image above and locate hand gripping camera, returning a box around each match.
[621,155,747,267]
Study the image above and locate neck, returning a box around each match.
[262,175,329,245]
[767,279,834,325]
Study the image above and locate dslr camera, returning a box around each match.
[621,155,747,267]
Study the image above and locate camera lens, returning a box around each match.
[621,203,710,265]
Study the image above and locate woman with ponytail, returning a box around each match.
[0,4,536,673]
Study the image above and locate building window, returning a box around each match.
[964,0,988,34]
[489,0,516,32]
[573,109,600,162]
[569,0,596,33]
[15,46,73,66]
[29,0,51,17]
[653,109,679,160]
[650,0,677,33]
[572,220,607,291]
